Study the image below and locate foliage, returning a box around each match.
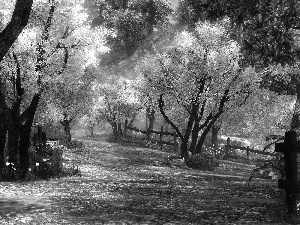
[176,0,300,67]
[221,89,295,142]
[31,145,64,180]
[66,139,84,149]
[83,0,173,64]
[137,21,260,156]
[93,77,141,137]
[248,155,285,186]
[185,152,220,171]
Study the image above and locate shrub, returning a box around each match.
[186,152,219,171]
[30,145,64,179]
[67,139,84,149]
[248,155,285,186]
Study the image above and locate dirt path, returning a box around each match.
[0,138,298,224]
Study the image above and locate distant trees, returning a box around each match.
[93,77,141,139]
[138,22,259,157]
[83,0,173,65]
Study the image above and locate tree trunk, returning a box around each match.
[6,122,20,180]
[211,124,221,149]
[60,113,73,143]
[19,121,32,180]
[19,101,37,180]
[181,141,189,159]
[111,121,119,139]
[189,119,199,154]
[146,108,155,139]
[291,85,300,133]
[117,122,123,136]
[89,126,94,137]
[63,122,72,142]
[194,127,211,154]
[0,116,7,175]
[0,0,33,62]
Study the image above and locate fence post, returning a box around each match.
[246,146,249,159]
[275,131,299,214]
[173,132,177,152]
[225,137,230,156]
[124,120,128,137]
[160,126,163,150]
[284,131,298,214]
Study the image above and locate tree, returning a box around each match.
[83,0,172,65]
[0,0,105,180]
[94,77,141,139]
[176,0,300,135]
[138,22,259,157]
[45,75,94,142]
[221,88,295,144]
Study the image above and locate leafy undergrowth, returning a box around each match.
[0,138,299,224]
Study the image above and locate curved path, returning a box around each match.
[0,137,297,224]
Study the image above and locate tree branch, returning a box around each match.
[158,94,183,140]
[0,0,33,62]
[35,1,56,86]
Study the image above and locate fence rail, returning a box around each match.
[124,122,178,152]
[225,137,279,159]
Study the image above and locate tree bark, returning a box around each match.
[19,121,32,180]
[291,84,300,134]
[60,116,72,143]
[110,121,119,139]
[0,0,33,62]
[189,117,200,154]
[211,124,221,149]
[89,126,94,137]
[18,94,40,180]
[6,122,20,180]
[0,115,7,175]
[146,107,155,139]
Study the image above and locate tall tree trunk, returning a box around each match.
[19,97,38,180]
[0,0,33,62]
[181,141,189,160]
[291,85,300,133]
[194,127,211,154]
[6,122,20,180]
[19,121,32,180]
[0,116,7,176]
[211,124,221,149]
[189,119,199,154]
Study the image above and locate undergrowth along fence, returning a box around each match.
[124,120,179,152]
[225,137,280,160]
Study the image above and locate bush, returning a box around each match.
[67,139,84,149]
[29,145,64,179]
[186,153,219,171]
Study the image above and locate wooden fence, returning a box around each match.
[124,121,179,152]
[225,137,280,160]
